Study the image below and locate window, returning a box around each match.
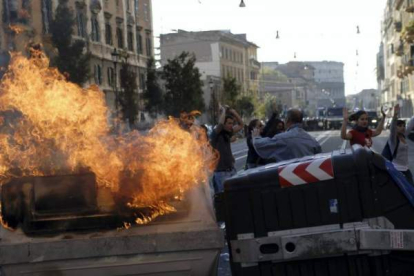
[146,36,152,56]
[105,22,112,45]
[139,73,146,90]
[127,26,134,51]
[94,65,102,85]
[3,0,18,23]
[144,3,149,21]
[107,67,115,86]
[41,0,53,34]
[136,29,143,54]
[134,0,139,14]
[117,27,124,48]
[250,71,257,80]
[76,7,87,38]
[91,15,100,42]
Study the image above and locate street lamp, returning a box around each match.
[111,48,120,118]
[239,0,246,7]
[209,78,216,125]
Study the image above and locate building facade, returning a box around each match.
[260,61,345,117]
[0,0,154,124]
[305,61,346,108]
[378,0,414,118]
[160,30,260,121]
[346,89,380,111]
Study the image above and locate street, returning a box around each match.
[218,129,414,276]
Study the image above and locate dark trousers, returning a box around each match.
[401,169,414,186]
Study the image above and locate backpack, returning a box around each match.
[381,138,400,161]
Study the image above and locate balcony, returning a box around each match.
[395,42,404,56]
[397,67,404,79]
[403,56,414,75]
[402,22,414,42]
[406,0,414,12]
[396,0,404,9]
[249,58,261,69]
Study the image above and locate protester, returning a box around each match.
[210,106,244,193]
[384,104,414,185]
[262,111,285,138]
[252,109,321,162]
[341,107,386,147]
[245,119,264,169]
[179,110,201,131]
[200,124,209,140]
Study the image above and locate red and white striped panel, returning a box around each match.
[278,157,334,187]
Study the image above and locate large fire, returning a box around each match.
[0,51,217,226]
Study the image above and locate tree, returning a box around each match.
[222,76,240,107]
[143,57,164,118]
[50,0,90,85]
[162,52,205,117]
[119,59,139,128]
[236,96,255,119]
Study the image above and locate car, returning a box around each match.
[365,110,379,128]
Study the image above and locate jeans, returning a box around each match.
[212,169,237,194]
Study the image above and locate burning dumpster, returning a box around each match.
[0,51,223,275]
[223,147,414,276]
[0,175,223,275]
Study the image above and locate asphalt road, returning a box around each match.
[219,129,414,276]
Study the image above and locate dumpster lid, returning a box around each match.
[386,160,414,207]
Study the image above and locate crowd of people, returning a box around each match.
[208,105,322,195]
[179,104,414,197]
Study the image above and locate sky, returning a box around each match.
[152,0,387,96]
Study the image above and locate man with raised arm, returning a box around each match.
[210,105,244,193]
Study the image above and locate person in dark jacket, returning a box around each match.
[210,106,244,193]
[245,112,286,169]
[245,119,264,169]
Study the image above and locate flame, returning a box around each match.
[0,51,217,226]
[9,25,25,35]
[0,203,14,231]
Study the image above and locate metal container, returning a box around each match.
[223,147,414,276]
[0,174,223,275]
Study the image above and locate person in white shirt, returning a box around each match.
[387,104,414,185]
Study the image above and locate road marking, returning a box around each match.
[314,132,327,141]
[319,134,332,146]
[235,154,247,161]
[314,130,335,142]
[233,148,248,155]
